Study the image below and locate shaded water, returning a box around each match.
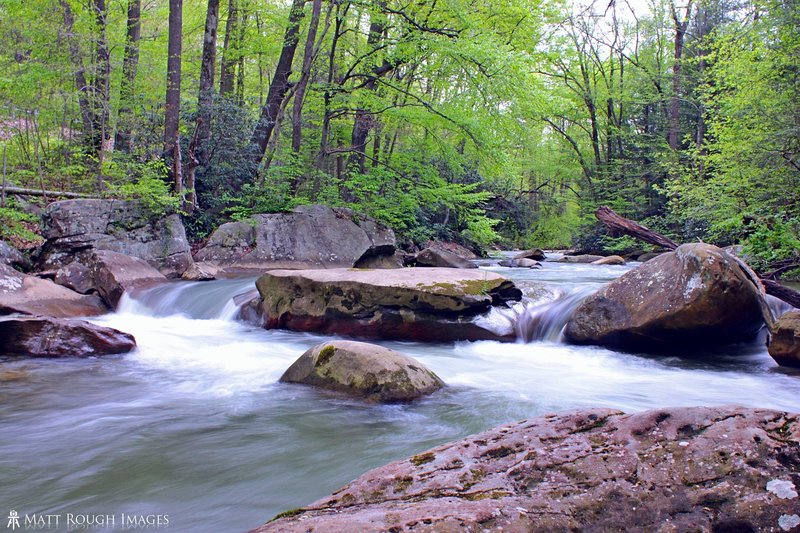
[1,257,799,531]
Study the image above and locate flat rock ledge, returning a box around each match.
[253,268,522,342]
[253,406,800,533]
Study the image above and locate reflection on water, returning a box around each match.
[1,256,798,531]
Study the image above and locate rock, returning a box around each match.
[0,263,108,317]
[193,205,396,273]
[636,251,665,262]
[255,406,800,533]
[280,340,444,402]
[0,315,136,357]
[90,250,167,308]
[0,240,29,270]
[514,248,546,261]
[39,199,193,278]
[415,247,477,269]
[556,254,604,263]
[564,243,765,352]
[498,258,541,269]
[424,241,479,260]
[768,311,800,368]
[255,268,522,342]
[54,261,95,294]
[181,261,220,281]
[353,252,403,269]
[591,255,626,266]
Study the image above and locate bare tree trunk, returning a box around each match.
[318,3,347,173]
[183,123,200,213]
[92,0,111,157]
[235,3,247,104]
[197,0,220,164]
[59,0,95,154]
[249,0,306,165]
[219,0,238,96]
[165,0,183,194]
[668,0,693,150]
[291,0,323,155]
[115,0,141,153]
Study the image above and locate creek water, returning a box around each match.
[1,257,799,532]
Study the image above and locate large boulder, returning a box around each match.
[0,315,136,357]
[280,341,444,402]
[53,261,95,294]
[254,406,800,533]
[564,243,765,352]
[0,240,29,270]
[39,199,193,278]
[498,258,541,269]
[415,247,477,269]
[90,250,167,308]
[768,311,800,368]
[514,248,546,261]
[0,264,108,317]
[254,268,522,342]
[193,205,396,273]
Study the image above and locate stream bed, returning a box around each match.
[1,258,798,531]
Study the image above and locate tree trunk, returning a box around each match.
[249,0,306,165]
[92,0,111,158]
[165,0,183,194]
[291,0,323,155]
[668,0,693,151]
[318,3,347,173]
[219,0,238,96]
[235,3,247,103]
[59,0,95,155]
[197,0,220,164]
[115,0,141,153]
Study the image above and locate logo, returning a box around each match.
[7,510,20,530]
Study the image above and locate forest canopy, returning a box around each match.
[0,0,797,274]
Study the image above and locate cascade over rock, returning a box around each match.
[193,205,396,273]
[253,267,522,342]
[0,315,136,357]
[39,199,193,278]
[564,243,765,351]
[280,340,444,402]
[254,406,800,533]
[0,263,108,317]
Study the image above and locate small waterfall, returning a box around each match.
[117,277,258,320]
[515,287,596,342]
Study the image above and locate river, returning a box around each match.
[1,257,798,531]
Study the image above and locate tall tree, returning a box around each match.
[197,0,220,157]
[249,0,306,165]
[165,0,183,196]
[114,0,142,153]
[291,0,324,155]
[219,0,238,96]
[668,0,694,150]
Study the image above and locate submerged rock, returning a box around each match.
[39,199,193,278]
[254,406,800,532]
[0,263,108,317]
[193,205,396,273]
[0,315,136,357]
[564,243,764,352]
[768,311,800,368]
[592,255,625,265]
[254,268,522,342]
[414,247,477,269]
[280,340,444,402]
[514,248,546,261]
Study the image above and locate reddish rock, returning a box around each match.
[0,264,108,317]
[592,255,626,265]
[0,315,136,357]
[254,406,800,533]
[768,311,800,368]
[90,250,167,308]
[415,247,477,269]
[54,261,95,294]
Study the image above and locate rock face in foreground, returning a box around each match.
[254,406,800,533]
[769,311,800,368]
[39,199,193,278]
[194,205,396,272]
[0,264,108,317]
[280,341,444,402]
[564,243,764,352]
[255,268,522,342]
[0,316,136,357]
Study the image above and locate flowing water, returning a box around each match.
[1,257,799,532]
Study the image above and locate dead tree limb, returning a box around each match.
[2,186,93,198]
[594,206,800,314]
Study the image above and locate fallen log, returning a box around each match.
[594,206,800,316]
[1,185,93,199]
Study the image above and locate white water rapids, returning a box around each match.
[1,257,798,531]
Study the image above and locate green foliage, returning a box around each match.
[104,159,179,215]
[742,218,800,272]
[0,203,42,248]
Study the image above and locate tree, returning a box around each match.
[165,0,183,198]
[115,0,142,153]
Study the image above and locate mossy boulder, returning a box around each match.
[280,340,444,402]
[564,243,765,352]
[768,311,800,368]
[254,267,522,342]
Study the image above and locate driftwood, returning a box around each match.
[1,185,93,199]
[594,206,800,313]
